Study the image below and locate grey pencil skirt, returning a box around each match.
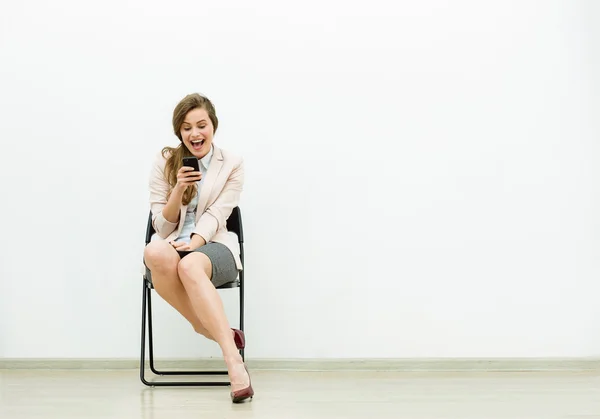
[176,242,240,288]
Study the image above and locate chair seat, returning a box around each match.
[144,269,240,289]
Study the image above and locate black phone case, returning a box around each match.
[182,157,200,172]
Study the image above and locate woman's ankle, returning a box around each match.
[224,354,243,366]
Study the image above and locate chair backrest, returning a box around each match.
[226,206,244,244]
[144,212,155,245]
[145,207,243,246]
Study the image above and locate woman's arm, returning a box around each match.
[149,154,179,238]
[149,152,202,238]
[161,185,185,224]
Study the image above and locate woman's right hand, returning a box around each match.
[175,166,202,191]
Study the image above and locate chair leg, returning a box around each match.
[140,280,152,386]
[140,280,230,387]
[239,269,245,361]
[147,287,159,376]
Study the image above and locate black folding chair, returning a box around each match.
[140,207,245,387]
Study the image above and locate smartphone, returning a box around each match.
[182,157,200,172]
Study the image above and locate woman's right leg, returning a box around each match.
[144,240,216,340]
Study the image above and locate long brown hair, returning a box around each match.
[162,93,219,205]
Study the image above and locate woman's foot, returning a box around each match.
[226,356,253,403]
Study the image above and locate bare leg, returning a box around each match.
[144,241,216,340]
[178,253,250,392]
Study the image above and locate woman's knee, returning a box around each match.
[178,253,211,284]
[144,241,178,272]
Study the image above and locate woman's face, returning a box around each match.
[180,107,214,158]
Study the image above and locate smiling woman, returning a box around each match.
[143,93,252,403]
[162,95,219,206]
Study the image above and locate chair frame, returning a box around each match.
[140,207,245,387]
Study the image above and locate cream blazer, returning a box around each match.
[148,146,244,270]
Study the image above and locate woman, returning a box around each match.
[144,93,253,403]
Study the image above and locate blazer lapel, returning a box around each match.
[196,146,224,219]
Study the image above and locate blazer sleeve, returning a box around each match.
[149,152,179,239]
[192,157,244,243]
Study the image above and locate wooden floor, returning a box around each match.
[1,369,600,418]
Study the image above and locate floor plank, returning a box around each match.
[1,369,600,418]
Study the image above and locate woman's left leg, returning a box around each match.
[177,253,250,393]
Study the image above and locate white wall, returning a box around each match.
[0,0,598,360]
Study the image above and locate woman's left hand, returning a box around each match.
[171,234,206,252]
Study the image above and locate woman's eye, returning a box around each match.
[199,125,206,129]
[183,127,191,131]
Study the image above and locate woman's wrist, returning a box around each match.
[171,184,188,201]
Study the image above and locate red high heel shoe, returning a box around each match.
[231,328,245,350]
[230,364,254,403]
